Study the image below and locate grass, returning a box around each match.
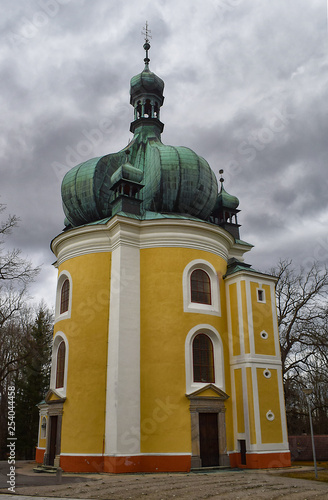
[279,461,328,483]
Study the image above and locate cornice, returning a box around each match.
[51,216,253,266]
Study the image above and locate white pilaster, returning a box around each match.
[105,223,140,455]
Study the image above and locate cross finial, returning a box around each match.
[141,22,151,67]
[142,21,152,43]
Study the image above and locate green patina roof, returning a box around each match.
[60,42,241,237]
[216,183,239,210]
[61,121,218,228]
[130,67,164,104]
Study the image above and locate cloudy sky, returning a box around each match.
[1,0,327,308]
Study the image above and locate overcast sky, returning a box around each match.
[1,0,327,308]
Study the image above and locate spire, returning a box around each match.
[219,169,225,190]
[142,21,152,69]
[130,23,165,134]
[209,169,241,239]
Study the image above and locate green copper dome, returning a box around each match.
[61,38,221,229]
[130,67,164,104]
[216,183,239,210]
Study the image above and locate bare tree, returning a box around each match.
[0,204,40,384]
[271,259,328,433]
[272,259,328,379]
[0,203,41,458]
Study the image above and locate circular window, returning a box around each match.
[260,331,268,340]
[263,369,271,379]
[266,410,275,421]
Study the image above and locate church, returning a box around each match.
[35,30,291,473]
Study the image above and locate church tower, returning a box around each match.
[36,28,291,473]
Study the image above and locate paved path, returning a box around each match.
[1,461,328,499]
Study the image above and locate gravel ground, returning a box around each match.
[1,461,328,500]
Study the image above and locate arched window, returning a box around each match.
[41,417,47,439]
[60,279,69,314]
[190,269,211,305]
[56,341,66,389]
[193,334,215,383]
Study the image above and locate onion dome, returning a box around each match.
[130,54,164,105]
[209,171,240,239]
[130,25,164,109]
[216,183,239,210]
[60,28,224,229]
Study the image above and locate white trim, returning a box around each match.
[270,281,281,359]
[50,331,69,398]
[40,416,47,439]
[185,324,225,395]
[51,216,252,266]
[230,357,282,365]
[182,260,221,315]
[60,452,192,457]
[260,330,269,340]
[60,453,105,457]
[277,364,289,446]
[229,449,290,455]
[105,231,140,455]
[55,270,73,323]
[256,286,266,303]
[266,410,275,421]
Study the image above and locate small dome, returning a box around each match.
[130,67,164,104]
[216,184,239,210]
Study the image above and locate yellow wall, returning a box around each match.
[229,283,241,356]
[55,252,111,454]
[251,282,275,356]
[257,368,283,444]
[139,247,233,453]
[246,368,256,444]
[234,368,245,434]
[241,281,250,354]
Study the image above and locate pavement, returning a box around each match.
[1,460,328,500]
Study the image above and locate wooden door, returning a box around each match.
[49,416,58,466]
[199,412,220,467]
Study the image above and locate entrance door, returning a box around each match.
[49,416,58,466]
[199,412,220,467]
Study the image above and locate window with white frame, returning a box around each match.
[40,417,47,439]
[257,287,266,303]
[185,324,224,394]
[51,333,69,396]
[182,260,220,315]
[192,333,215,383]
[55,271,72,321]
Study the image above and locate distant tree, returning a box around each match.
[0,203,40,384]
[271,259,328,434]
[0,203,41,459]
[15,303,53,459]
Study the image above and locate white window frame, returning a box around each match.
[55,270,73,322]
[40,416,47,439]
[256,286,266,303]
[182,259,221,315]
[185,324,225,395]
[50,332,69,398]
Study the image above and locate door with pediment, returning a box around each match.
[199,412,220,466]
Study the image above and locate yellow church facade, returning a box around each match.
[36,32,290,472]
